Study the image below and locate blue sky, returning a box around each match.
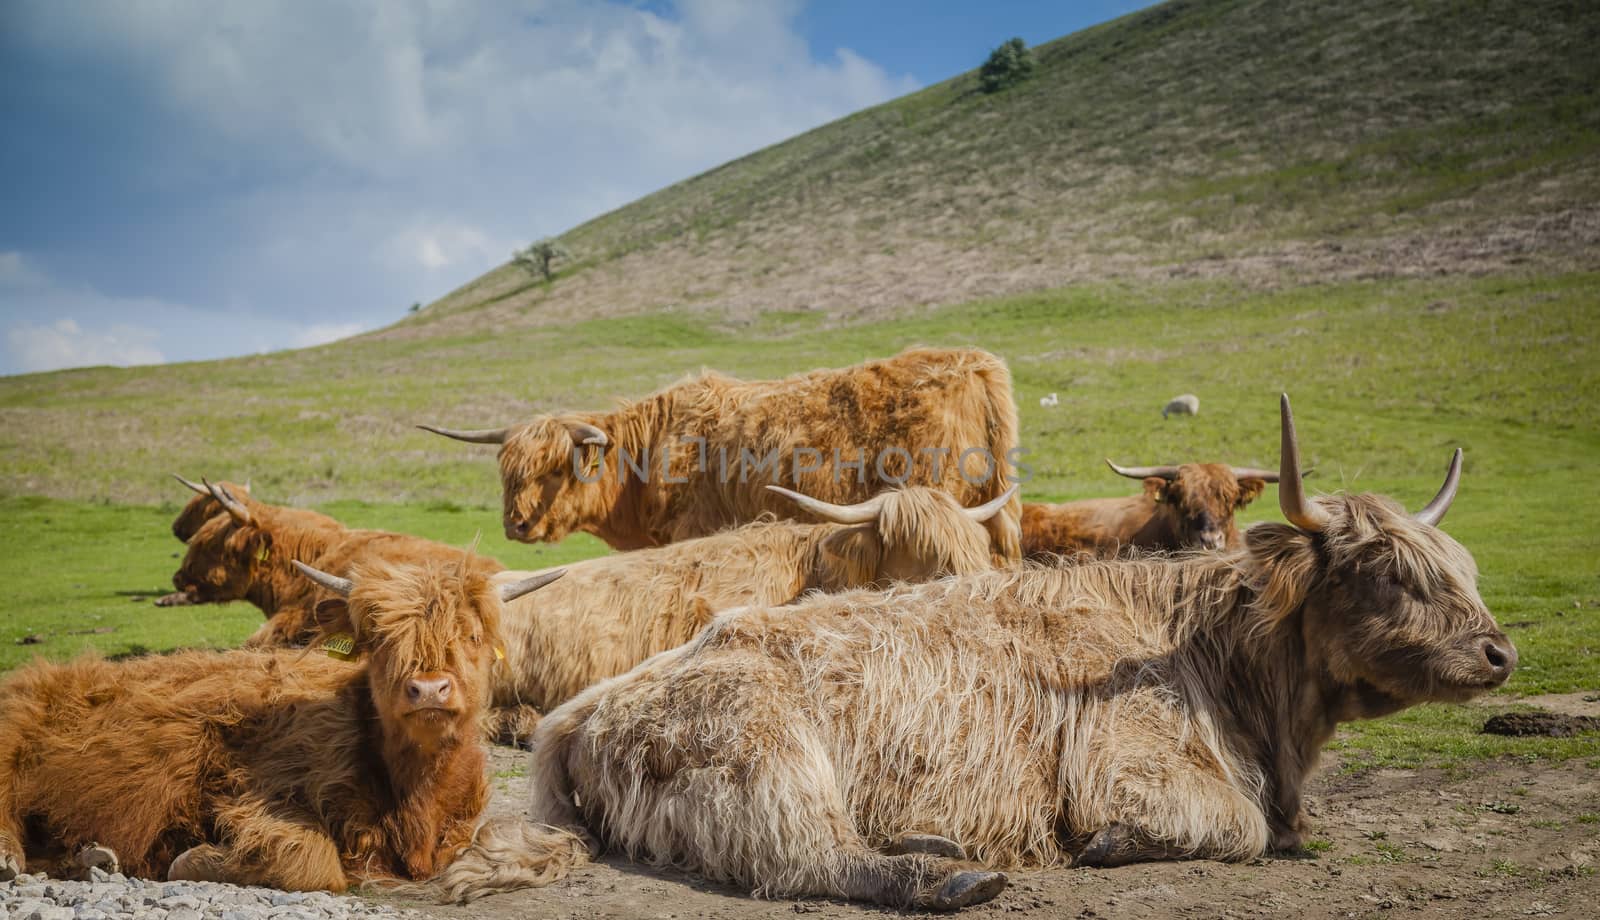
[0,1,1151,376]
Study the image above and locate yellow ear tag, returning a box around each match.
[256,544,270,563]
[494,645,505,661]
[320,632,357,661]
[584,449,601,477]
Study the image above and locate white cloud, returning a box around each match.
[2,2,921,370]
[5,318,165,374]
[291,322,367,348]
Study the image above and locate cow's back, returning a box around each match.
[0,649,363,876]
[652,348,1022,554]
[492,522,818,712]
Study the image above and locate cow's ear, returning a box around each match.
[311,598,360,647]
[1142,477,1167,503]
[816,525,883,592]
[1244,523,1318,623]
[1236,478,1267,507]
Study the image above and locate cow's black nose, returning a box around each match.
[1480,638,1517,681]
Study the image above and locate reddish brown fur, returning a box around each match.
[172,492,502,646]
[0,556,505,890]
[458,348,1022,560]
[1022,464,1268,559]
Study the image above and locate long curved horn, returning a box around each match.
[291,560,353,597]
[765,484,886,524]
[203,478,251,524]
[964,484,1020,522]
[1227,466,1279,482]
[499,569,566,603]
[417,424,509,444]
[1412,448,1462,527]
[172,473,208,496]
[1277,394,1328,533]
[1105,459,1180,480]
[563,421,609,448]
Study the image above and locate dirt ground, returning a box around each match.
[388,698,1599,920]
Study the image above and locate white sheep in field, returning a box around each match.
[1162,394,1199,419]
[1039,393,1059,408]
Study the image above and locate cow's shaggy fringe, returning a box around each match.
[489,347,1023,560]
[436,492,1502,907]
[488,486,1001,739]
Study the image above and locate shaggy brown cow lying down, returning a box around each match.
[438,396,1515,911]
[1020,460,1281,559]
[488,483,1017,744]
[0,556,562,890]
[168,479,503,647]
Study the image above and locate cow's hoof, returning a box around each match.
[0,851,20,881]
[1075,823,1136,868]
[887,834,966,859]
[168,846,225,882]
[77,843,120,874]
[929,870,1007,911]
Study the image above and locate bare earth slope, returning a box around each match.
[388,0,1600,340]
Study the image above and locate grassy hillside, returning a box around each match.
[392,0,1599,336]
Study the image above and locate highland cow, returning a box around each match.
[1021,460,1281,558]
[0,557,564,890]
[421,347,1023,560]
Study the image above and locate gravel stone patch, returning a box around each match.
[0,874,437,920]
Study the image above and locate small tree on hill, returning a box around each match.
[514,238,572,282]
[979,37,1035,94]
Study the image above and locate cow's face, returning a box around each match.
[300,561,563,751]
[498,417,610,543]
[171,513,266,604]
[1253,495,1513,706]
[320,561,502,749]
[1150,465,1267,551]
[1250,397,1514,710]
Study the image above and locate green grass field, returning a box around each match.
[2,270,1596,769]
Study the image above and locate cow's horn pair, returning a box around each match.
[1276,394,1461,532]
[765,483,1019,524]
[290,561,566,604]
[1105,460,1286,483]
[202,478,251,524]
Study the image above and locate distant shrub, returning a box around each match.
[409,302,421,313]
[979,37,1035,94]
[514,238,572,281]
